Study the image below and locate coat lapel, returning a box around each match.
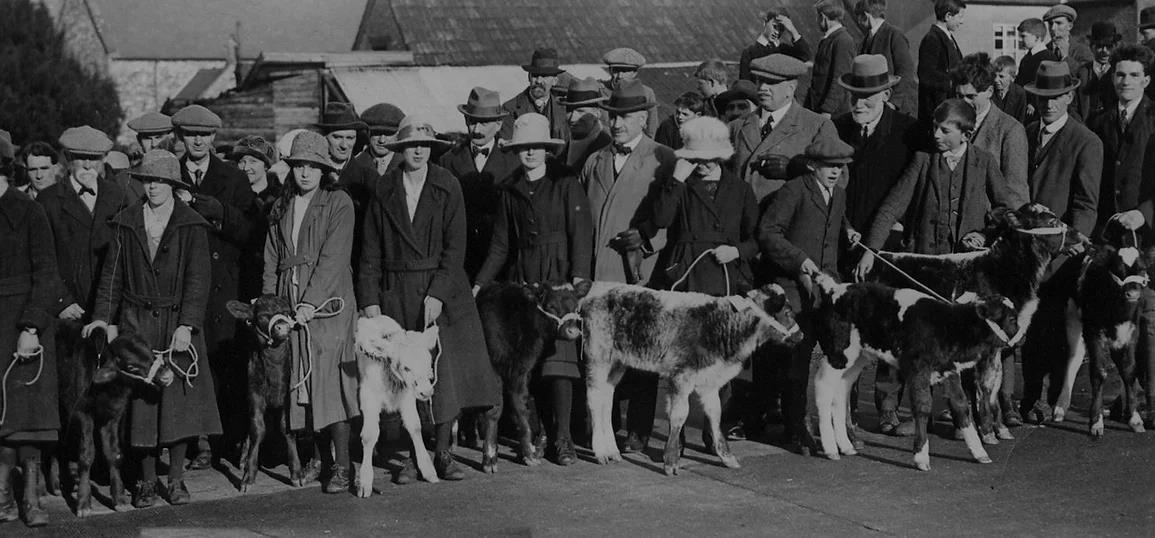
[755,102,802,155]
[802,175,829,215]
[686,178,722,221]
[92,182,122,227]
[58,182,94,224]
[735,114,761,157]
[380,173,423,253]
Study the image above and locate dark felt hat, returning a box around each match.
[457,87,509,121]
[1089,22,1121,45]
[599,79,655,113]
[715,80,759,111]
[522,48,564,76]
[559,77,608,107]
[1143,7,1155,31]
[316,102,367,132]
[132,149,192,189]
[1024,61,1081,97]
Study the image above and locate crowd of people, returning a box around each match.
[2,0,1155,527]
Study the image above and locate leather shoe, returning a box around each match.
[300,458,322,484]
[1003,407,1024,427]
[188,449,212,471]
[878,410,900,435]
[393,459,417,485]
[324,464,350,494]
[621,433,648,454]
[20,503,47,528]
[132,480,158,509]
[554,438,577,466]
[435,450,466,481]
[166,479,190,505]
[894,419,915,437]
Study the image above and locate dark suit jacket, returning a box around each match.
[866,146,1014,255]
[351,150,401,195]
[729,101,842,201]
[1016,48,1058,87]
[833,107,920,232]
[37,178,132,314]
[1026,117,1104,236]
[500,91,571,144]
[860,21,917,117]
[1051,40,1094,75]
[337,156,379,209]
[758,174,847,294]
[654,116,683,149]
[1088,97,1155,236]
[807,26,856,116]
[992,83,1029,126]
[566,129,612,172]
[917,25,962,123]
[738,37,812,82]
[1074,61,1116,123]
[437,141,521,281]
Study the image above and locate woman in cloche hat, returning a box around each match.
[263,131,360,494]
[473,113,594,467]
[358,117,501,484]
[84,149,222,509]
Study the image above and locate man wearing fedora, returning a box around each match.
[1024,60,1103,239]
[603,48,660,136]
[1075,22,1123,121]
[317,103,375,203]
[1142,7,1155,51]
[501,48,570,145]
[918,0,966,124]
[581,79,675,454]
[1044,4,1093,74]
[952,54,1031,206]
[716,80,759,122]
[729,54,841,202]
[171,104,258,467]
[807,0,857,118]
[832,54,920,253]
[560,77,612,171]
[440,87,520,282]
[738,8,811,82]
[853,0,916,117]
[38,126,133,330]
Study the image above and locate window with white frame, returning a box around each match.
[993,23,1021,62]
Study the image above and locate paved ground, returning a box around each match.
[7,365,1155,537]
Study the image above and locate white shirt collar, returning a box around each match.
[143,197,175,222]
[1120,98,1141,119]
[621,133,644,151]
[71,175,97,195]
[525,165,547,182]
[471,139,496,153]
[756,35,778,47]
[765,100,792,126]
[943,142,968,160]
[1043,113,1070,134]
[403,165,428,186]
[935,23,953,39]
[1029,43,1047,55]
[823,22,843,39]
[186,157,209,178]
[869,17,883,36]
[860,112,883,136]
[975,101,992,128]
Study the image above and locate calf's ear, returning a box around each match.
[226,300,254,321]
[574,279,592,298]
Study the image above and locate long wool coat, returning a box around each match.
[357,164,500,424]
[834,106,920,233]
[1088,97,1155,238]
[94,200,222,448]
[758,174,847,309]
[264,188,360,430]
[917,25,962,123]
[865,146,1016,254]
[646,168,759,296]
[0,188,60,441]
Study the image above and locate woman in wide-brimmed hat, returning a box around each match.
[263,131,360,494]
[358,117,500,483]
[85,149,221,509]
[473,113,593,466]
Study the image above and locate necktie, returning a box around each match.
[761,117,775,139]
[77,185,95,197]
[860,125,870,141]
[945,153,961,170]
[472,146,490,158]
[613,144,632,155]
[194,169,204,185]
[1121,109,1130,132]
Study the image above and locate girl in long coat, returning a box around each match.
[648,117,759,296]
[263,131,359,494]
[358,116,500,482]
[474,113,593,465]
[0,151,60,527]
[88,149,221,508]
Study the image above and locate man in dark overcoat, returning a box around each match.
[172,104,257,467]
[853,0,916,116]
[1074,23,1121,122]
[439,87,520,283]
[500,49,570,145]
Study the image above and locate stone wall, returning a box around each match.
[109,59,225,142]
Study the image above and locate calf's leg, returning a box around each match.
[1111,344,1145,433]
[1054,307,1085,423]
[587,362,624,464]
[283,408,303,487]
[907,368,934,471]
[662,381,692,476]
[813,360,843,460]
[401,395,438,483]
[75,414,95,517]
[509,374,541,466]
[101,417,131,509]
[240,395,266,493]
[480,388,503,473]
[697,376,740,469]
[1086,333,1109,439]
[943,373,992,464]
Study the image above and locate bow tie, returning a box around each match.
[613,144,633,155]
[472,146,490,158]
[77,185,95,197]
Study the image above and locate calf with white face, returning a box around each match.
[354,316,440,497]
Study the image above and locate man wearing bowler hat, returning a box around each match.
[501,48,570,145]
[439,87,520,282]
[1074,22,1123,121]
[602,48,660,136]
[171,103,257,467]
[729,54,841,202]
[1044,4,1093,73]
[560,77,612,170]
[38,126,133,327]
[581,79,676,454]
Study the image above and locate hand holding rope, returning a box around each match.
[291,296,346,393]
[670,248,731,296]
[0,345,45,425]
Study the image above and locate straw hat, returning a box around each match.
[284,131,334,170]
[132,149,192,189]
[383,116,452,151]
[838,55,900,94]
[501,113,565,150]
[674,117,733,161]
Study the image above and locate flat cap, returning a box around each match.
[1042,4,1076,22]
[805,137,854,165]
[59,126,114,156]
[603,47,646,69]
[171,104,222,132]
[104,150,130,170]
[127,112,173,135]
[361,103,405,134]
[749,54,808,83]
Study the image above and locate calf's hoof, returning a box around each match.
[720,454,741,468]
[1090,417,1105,440]
[663,463,679,476]
[996,426,1015,441]
[980,432,999,446]
[915,462,931,472]
[76,505,93,518]
[975,455,993,464]
[594,451,622,465]
[481,454,498,474]
[1052,406,1067,423]
[521,455,542,467]
[825,452,841,461]
[356,484,372,498]
[1129,418,1146,433]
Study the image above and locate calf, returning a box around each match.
[475,280,590,472]
[812,275,1019,470]
[864,203,1084,442]
[580,284,802,475]
[354,316,440,498]
[66,327,174,516]
[226,295,305,492]
[1052,244,1149,438]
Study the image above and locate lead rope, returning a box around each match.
[153,341,199,388]
[670,248,731,295]
[291,296,346,393]
[422,323,443,425]
[852,239,953,304]
[0,346,45,425]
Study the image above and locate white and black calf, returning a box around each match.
[476,280,590,472]
[580,284,802,475]
[812,275,1019,471]
[354,316,440,497]
[226,295,306,492]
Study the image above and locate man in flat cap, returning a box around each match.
[581,79,676,454]
[37,126,133,330]
[128,112,173,154]
[738,8,811,82]
[602,47,660,136]
[560,77,613,170]
[171,103,258,467]
[729,54,841,202]
[354,103,405,181]
[501,48,570,145]
[1044,4,1093,73]
[439,87,520,282]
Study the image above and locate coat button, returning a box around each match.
[212,252,220,260]
[152,310,160,318]
[154,269,160,275]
